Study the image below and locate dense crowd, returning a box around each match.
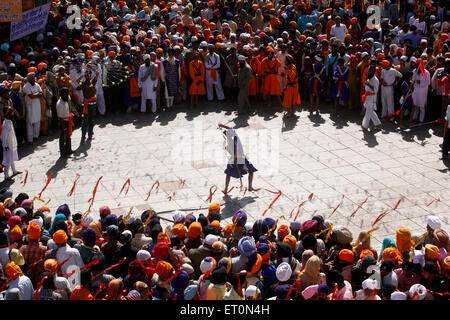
[0,188,448,300]
[0,0,449,301]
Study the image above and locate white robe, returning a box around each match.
[138,63,158,100]
[412,68,431,108]
[1,119,18,167]
[23,82,42,124]
[70,68,85,104]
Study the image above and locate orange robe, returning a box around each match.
[247,57,261,96]
[189,60,206,95]
[283,65,301,109]
[261,57,281,96]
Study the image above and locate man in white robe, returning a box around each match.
[23,72,42,143]
[380,60,403,118]
[138,53,158,113]
[1,107,20,181]
[92,55,106,115]
[204,44,225,101]
[362,66,382,130]
[411,58,431,123]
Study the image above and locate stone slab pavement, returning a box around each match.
[3,100,449,252]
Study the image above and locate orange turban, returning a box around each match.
[425,1,432,8]
[248,253,262,274]
[210,22,216,31]
[44,259,59,272]
[10,225,23,241]
[27,67,37,73]
[123,35,130,42]
[209,202,220,214]
[86,50,93,58]
[5,262,22,279]
[156,48,163,54]
[299,35,306,41]
[339,249,355,263]
[210,220,221,230]
[188,222,202,239]
[208,1,214,7]
[381,60,390,67]
[172,224,186,238]
[215,42,222,49]
[277,225,290,241]
[157,232,171,243]
[444,256,450,270]
[360,249,374,259]
[159,25,167,32]
[144,38,151,44]
[108,51,116,58]
[27,223,41,240]
[377,53,385,60]
[266,46,274,52]
[344,34,352,40]
[155,261,173,278]
[396,227,413,253]
[381,247,403,265]
[425,244,440,260]
[289,21,297,28]
[37,62,48,71]
[283,235,297,251]
[351,17,358,23]
[53,230,68,244]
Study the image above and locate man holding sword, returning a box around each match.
[218,123,257,195]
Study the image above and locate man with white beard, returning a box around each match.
[138,53,158,113]
[204,44,225,101]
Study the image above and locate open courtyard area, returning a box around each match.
[6,102,450,253]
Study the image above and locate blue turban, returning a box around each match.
[82,228,97,247]
[56,204,71,218]
[238,236,256,257]
[232,210,247,227]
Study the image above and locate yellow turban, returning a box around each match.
[396,227,413,253]
[425,244,440,260]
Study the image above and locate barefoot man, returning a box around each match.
[218,123,257,194]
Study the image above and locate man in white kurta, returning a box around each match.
[23,72,42,143]
[1,108,20,181]
[138,54,158,113]
[204,45,225,101]
[411,59,431,123]
[69,61,85,107]
[276,46,288,92]
[92,56,106,115]
[362,66,382,130]
[380,61,403,118]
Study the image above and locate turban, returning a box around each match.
[345,34,352,41]
[339,249,354,263]
[425,244,440,260]
[246,253,262,274]
[208,1,214,7]
[334,227,353,245]
[27,223,41,240]
[108,51,116,58]
[82,228,97,247]
[10,225,22,241]
[377,53,385,60]
[381,247,403,264]
[300,220,318,235]
[444,256,450,270]
[171,270,189,291]
[56,204,70,218]
[382,60,390,67]
[391,291,407,300]
[37,62,47,71]
[277,241,292,257]
[8,215,21,228]
[157,232,170,243]
[27,67,37,74]
[302,284,319,300]
[208,202,220,213]
[283,235,297,252]
[187,222,202,239]
[276,262,292,282]
[210,220,221,230]
[44,259,58,272]
[396,227,413,253]
[362,278,378,290]
[200,257,216,274]
[26,72,35,79]
[262,265,278,286]
[136,250,151,262]
[53,230,68,244]
[257,243,271,261]
[184,284,198,300]
[172,223,186,238]
[290,221,301,231]
[99,206,111,217]
[360,249,374,259]
[238,236,257,257]
[172,211,186,224]
[155,261,173,278]
[427,216,441,230]
[218,257,232,274]
[232,210,247,227]
[409,284,427,300]
[152,241,170,259]
[433,229,449,248]
[11,81,21,90]
[5,263,22,279]
[351,17,358,23]
[212,241,224,254]
[277,225,290,241]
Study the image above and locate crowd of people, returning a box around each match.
[0,0,450,161]
[0,189,448,300]
[0,0,449,301]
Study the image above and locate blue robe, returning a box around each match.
[309,63,326,96]
[400,80,413,110]
[330,65,350,102]
[162,58,180,97]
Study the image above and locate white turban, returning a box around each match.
[426,215,441,230]
[82,215,94,228]
[391,291,407,300]
[245,285,260,297]
[143,54,151,60]
[409,284,427,300]
[136,250,151,262]
[362,278,378,290]
[172,210,186,224]
[276,262,292,282]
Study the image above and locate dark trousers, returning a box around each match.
[14,118,26,147]
[443,126,450,156]
[59,120,72,156]
[82,103,96,139]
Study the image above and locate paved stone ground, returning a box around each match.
[3,100,450,252]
